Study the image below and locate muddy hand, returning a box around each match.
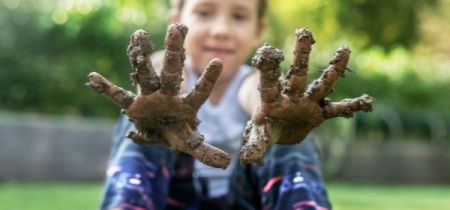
[239,28,374,165]
[86,24,230,169]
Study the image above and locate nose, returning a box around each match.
[210,15,232,40]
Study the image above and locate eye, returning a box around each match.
[196,9,212,18]
[233,12,248,21]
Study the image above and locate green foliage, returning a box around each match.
[267,0,437,50]
[0,0,169,118]
[0,0,449,125]
[332,46,450,112]
[333,0,438,49]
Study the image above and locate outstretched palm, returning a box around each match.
[86,25,373,168]
[239,28,373,165]
[86,24,230,169]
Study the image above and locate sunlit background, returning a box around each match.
[1,0,450,209]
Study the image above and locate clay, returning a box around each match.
[86,25,373,168]
[239,28,374,165]
[86,24,230,169]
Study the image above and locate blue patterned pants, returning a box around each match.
[100,116,331,210]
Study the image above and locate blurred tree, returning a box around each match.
[0,0,449,124]
[333,0,438,50]
[415,0,450,56]
[0,0,168,118]
[268,0,438,50]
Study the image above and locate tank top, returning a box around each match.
[185,59,252,198]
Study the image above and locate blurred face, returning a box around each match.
[172,0,264,81]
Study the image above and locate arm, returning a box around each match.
[238,71,261,117]
[239,28,374,165]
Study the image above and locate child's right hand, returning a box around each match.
[86,24,230,169]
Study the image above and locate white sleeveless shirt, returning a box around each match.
[185,60,252,198]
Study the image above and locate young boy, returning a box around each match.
[97,0,342,209]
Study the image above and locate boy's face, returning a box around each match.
[171,0,264,80]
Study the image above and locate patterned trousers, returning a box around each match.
[100,116,331,210]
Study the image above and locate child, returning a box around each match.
[96,0,353,209]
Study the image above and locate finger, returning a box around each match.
[240,122,266,165]
[252,43,284,103]
[126,131,150,144]
[323,94,374,119]
[127,29,160,95]
[126,130,169,146]
[284,28,315,100]
[306,46,351,101]
[162,129,230,169]
[190,141,231,169]
[184,59,222,110]
[160,23,188,96]
[86,72,136,108]
[239,118,280,165]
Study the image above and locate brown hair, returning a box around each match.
[170,0,268,20]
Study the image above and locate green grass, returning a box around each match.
[0,182,103,210]
[328,183,450,210]
[1,182,449,210]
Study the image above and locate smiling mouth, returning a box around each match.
[204,47,234,55]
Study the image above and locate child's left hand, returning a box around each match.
[239,28,373,165]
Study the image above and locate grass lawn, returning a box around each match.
[0,182,449,209]
[0,182,103,210]
[328,183,450,210]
